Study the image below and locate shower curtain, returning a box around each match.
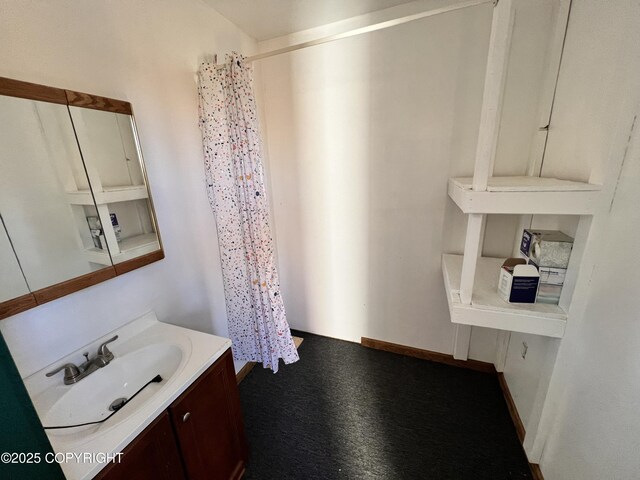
[198,53,299,372]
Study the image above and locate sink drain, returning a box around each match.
[109,397,127,412]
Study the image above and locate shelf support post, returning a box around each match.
[460,0,514,304]
[459,213,486,305]
[96,204,120,256]
[453,0,514,360]
[455,213,486,360]
[472,0,514,190]
[452,324,473,360]
[494,330,511,372]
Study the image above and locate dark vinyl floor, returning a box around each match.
[239,331,532,480]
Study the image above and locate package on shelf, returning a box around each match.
[110,213,122,243]
[519,229,574,268]
[519,229,574,305]
[537,266,567,304]
[498,258,540,304]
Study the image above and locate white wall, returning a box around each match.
[257,0,560,359]
[541,122,640,477]
[0,0,256,377]
[526,1,640,478]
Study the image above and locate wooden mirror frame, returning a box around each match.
[0,76,164,320]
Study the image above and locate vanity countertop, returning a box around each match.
[23,312,232,480]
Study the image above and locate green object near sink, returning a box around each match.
[0,332,64,479]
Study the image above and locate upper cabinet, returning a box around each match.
[67,103,161,269]
[0,77,164,319]
[0,95,106,291]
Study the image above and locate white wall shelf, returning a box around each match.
[442,0,578,360]
[112,233,160,263]
[438,0,610,466]
[59,105,161,272]
[448,176,603,214]
[66,185,148,206]
[82,247,112,266]
[442,254,567,338]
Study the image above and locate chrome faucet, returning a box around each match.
[46,336,118,385]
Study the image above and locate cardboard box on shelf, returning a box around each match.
[498,258,540,304]
[537,266,567,304]
[520,229,574,268]
[519,229,574,305]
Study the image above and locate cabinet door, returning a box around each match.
[0,95,111,293]
[169,348,248,480]
[67,105,162,269]
[95,412,185,480]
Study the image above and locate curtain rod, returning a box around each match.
[244,0,495,63]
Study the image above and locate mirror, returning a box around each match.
[0,77,163,319]
[0,96,108,291]
[0,216,31,303]
[68,106,160,265]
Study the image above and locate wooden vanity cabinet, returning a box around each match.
[169,347,248,480]
[96,348,248,480]
[94,412,185,480]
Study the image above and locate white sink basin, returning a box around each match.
[23,312,231,480]
[37,343,182,435]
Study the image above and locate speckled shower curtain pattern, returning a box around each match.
[198,53,299,372]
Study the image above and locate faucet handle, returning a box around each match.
[97,335,118,361]
[46,363,81,382]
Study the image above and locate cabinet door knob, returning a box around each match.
[183,412,191,422]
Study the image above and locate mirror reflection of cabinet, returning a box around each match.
[68,105,160,268]
[0,77,163,319]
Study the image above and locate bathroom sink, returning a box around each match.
[37,343,182,433]
[23,312,231,480]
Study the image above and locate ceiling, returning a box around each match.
[205,0,420,41]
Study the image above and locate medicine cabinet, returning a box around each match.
[0,77,163,320]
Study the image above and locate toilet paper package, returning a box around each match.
[537,266,567,304]
[519,229,574,268]
[519,229,574,305]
